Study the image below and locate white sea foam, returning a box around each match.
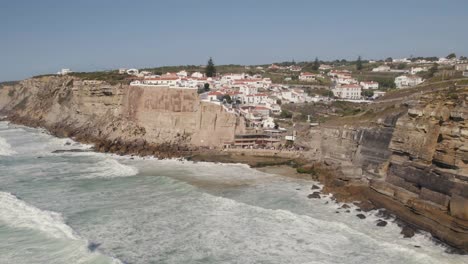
[79,158,139,179]
[0,191,77,239]
[0,136,16,156]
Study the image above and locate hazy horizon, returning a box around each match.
[1,0,467,82]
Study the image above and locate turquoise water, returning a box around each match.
[0,121,466,264]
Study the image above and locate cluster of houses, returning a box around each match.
[268,64,302,72]
[327,70,383,100]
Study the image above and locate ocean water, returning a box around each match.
[0,121,466,264]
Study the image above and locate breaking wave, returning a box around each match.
[0,136,15,156]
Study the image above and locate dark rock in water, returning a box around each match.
[356,214,366,219]
[401,226,416,238]
[376,220,388,227]
[340,204,350,209]
[376,209,393,220]
[335,211,340,214]
[355,208,362,212]
[296,188,301,190]
[353,201,375,212]
[37,156,42,159]
[65,141,71,145]
[414,245,421,248]
[325,201,329,204]
[311,185,320,190]
[52,149,90,153]
[345,210,350,213]
[307,192,321,199]
[88,242,101,252]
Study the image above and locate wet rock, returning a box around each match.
[335,211,340,214]
[353,201,375,212]
[340,204,350,209]
[376,220,388,227]
[87,242,101,252]
[414,245,421,248]
[376,209,393,220]
[52,149,90,153]
[311,185,320,190]
[401,226,416,238]
[65,141,71,145]
[296,188,301,190]
[307,192,321,199]
[356,214,366,219]
[345,210,350,213]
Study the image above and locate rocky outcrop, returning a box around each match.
[313,87,468,251]
[0,76,245,157]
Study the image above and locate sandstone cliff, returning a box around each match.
[0,76,245,156]
[306,87,468,250]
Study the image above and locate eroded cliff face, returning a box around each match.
[311,88,468,250]
[0,76,244,156]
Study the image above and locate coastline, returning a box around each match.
[2,116,468,254]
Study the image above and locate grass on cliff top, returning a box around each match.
[0,81,20,88]
[32,71,134,85]
[68,71,132,85]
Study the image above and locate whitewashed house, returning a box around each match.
[394,75,424,88]
[410,67,428,75]
[332,84,362,99]
[176,70,188,78]
[360,81,379,90]
[455,64,468,71]
[191,72,204,78]
[372,65,391,72]
[126,69,139,75]
[319,64,332,70]
[57,68,72,75]
[299,72,316,82]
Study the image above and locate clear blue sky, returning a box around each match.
[1,0,467,81]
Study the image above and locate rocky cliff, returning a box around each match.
[0,76,245,156]
[308,87,468,250]
[2,75,467,250]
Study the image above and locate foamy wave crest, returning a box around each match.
[0,136,16,156]
[79,158,139,179]
[0,191,77,239]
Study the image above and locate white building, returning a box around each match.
[332,84,362,99]
[242,93,268,105]
[455,64,468,71]
[335,75,358,85]
[410,67,428,75]
[319,64,332,70]
[262,117,276,128]
[176,70,188,78]
[191,72,204,78]
[57,69,72,75]
[394,75,424,89]
[360,81,379,90]
[372,65,391,72]
[239,85,258,96]
[373,91,386,99]
[126,69,139,75]
[392,58,411,63]
[299,72,316,82]
[281,89,306,103]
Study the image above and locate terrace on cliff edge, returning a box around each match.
[0,72,468,252]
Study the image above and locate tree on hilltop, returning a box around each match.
[356,56,363,71]
[312,57,319,71]
[446,53,456,59]
[205,57,216,77]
